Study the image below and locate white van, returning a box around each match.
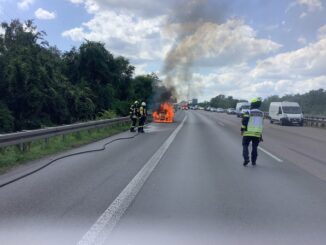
[269,102,304,126]
[235,102,250,117]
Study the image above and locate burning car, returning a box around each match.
[153,102,175,123]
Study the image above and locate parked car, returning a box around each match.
[210,107,217,112]
[216,108,225,113]
[226,108,236,114]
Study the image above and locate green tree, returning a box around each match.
[0,19,156,133]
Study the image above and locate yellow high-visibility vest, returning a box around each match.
[243,109,264,137]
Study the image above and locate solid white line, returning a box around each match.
[77,116,188,245]
[258,147,283,163]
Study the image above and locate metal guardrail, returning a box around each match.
[304,115,326,121]
[0,117,130,148]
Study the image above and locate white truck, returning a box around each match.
[269,101,304,126]
[235,102,250,117]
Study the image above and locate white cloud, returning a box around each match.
[70,0,84,4]
[195,31,326,100]
[69,0,172,17]
[297,36,307,45]
[17,0,34,10]
[297,0,323,12]
[63,10,168,61]
[318,25,326,39]
[167,19,282,68]
[195,69,326,101]
[69,0,100,13]
[287,0,322,15]
[134,63,148,76]
[251,37,326,79]
[35,8,56,20]
[0,26,4,35]
[65,0,325,100]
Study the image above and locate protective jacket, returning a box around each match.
[139,106,147,118]
[130,104,139,119]
[241,109,264,138]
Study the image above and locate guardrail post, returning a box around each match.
[18,142,29,152]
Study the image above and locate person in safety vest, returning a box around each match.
[138,102,147,133]
[241,97,264,166]
[130,101,139,132]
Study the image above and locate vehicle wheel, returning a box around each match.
[270,120,274,124]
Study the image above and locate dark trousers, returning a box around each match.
[130,117,137,132]
[138,117,146,132]
[242,136,260,163]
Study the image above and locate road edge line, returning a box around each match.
[258,147,283,163]
[77,115,188,245]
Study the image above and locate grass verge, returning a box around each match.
[0,123,130,174]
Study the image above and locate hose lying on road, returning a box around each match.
[0,132,141,189]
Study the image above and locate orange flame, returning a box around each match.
[153,102,174,123]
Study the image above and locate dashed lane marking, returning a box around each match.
[258,147,283,163]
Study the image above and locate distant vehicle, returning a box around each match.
[216,108,224,113]
[236,102,250,117]
[227,108,236,114]
[210,107,216,112]
[269,101,304,126]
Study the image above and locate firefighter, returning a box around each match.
[130,101,139,132]
[241,97,264,166]
[138,102,147,133]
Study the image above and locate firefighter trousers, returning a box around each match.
[130,117,137,132]
[242,136,260,163]
[138,117,146,132]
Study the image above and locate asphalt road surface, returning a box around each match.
[1,110,326,245]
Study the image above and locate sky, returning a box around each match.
[0,0,326,101]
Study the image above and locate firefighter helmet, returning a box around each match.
[250,97,262,108]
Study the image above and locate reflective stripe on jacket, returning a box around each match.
[130,105,139,118]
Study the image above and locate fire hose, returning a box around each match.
[0,132,141,189]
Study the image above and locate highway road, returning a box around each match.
[1,110,326,244]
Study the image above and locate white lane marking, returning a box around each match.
[77,116,188,245]
[258,147,283,163]
[217,121,225,127]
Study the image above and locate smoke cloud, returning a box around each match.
[162,0,227,100]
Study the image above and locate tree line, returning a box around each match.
[260,89,326,115]
[0,20,156,133]
[201,89,326,115]
[199,94,245,109]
